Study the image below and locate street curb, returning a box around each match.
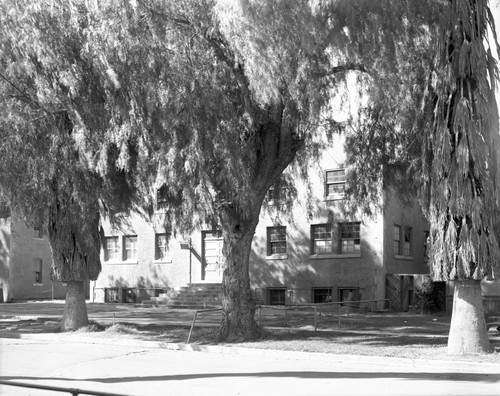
[4,331,500,373]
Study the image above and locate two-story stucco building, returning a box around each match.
[88,134,433,311]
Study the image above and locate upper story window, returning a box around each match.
[311,224,333,254]
[267,182,288,205]
[423,231,430,260]
[104,236,120,261]
[394,225,412,257]
[123,235,138,261]
[267,226,287,255]
[156,185,169,210]
[339,222,360,253]
[33,224,43,239]
[325,169,346,200]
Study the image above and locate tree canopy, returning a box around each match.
[2,0,497,343]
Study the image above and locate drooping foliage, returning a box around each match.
[0,1,147,283]
[422,0,500,281]
[3,0,489,340]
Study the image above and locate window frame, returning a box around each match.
[312,287,333,303]
[33,225,43,239]
[338,222,361,254]
[423,230,430,260]
[156,185,169,211]
[123,235,138,261]
[33,258,43,285]
[266,226,287,257]
[104,236,121,262]
[394,225,413,258]
[310,224,334,255]
[325,169,346,200]
[155,233,171,262]
[268,288,286,305]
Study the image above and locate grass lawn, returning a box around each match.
[2,308,499,364]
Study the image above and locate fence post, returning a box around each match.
[187,311,198,343]
[338,304,341,328]
[284,308,288,326]
[313,307,317,332]
[258,306,262,327]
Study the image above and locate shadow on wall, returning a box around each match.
[250,217,384,305]
[101,266,172,303]
[0,221,11,302]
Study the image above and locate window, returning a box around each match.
[268,288,286,305]
[104,236,120,261]
[155,233,170,261]
[33,225,43,239]
[313,288,333,303]
[325,169,346,199]
[394,225,412,257]
[267,183,287,204]
[423,231,430,259]
[267,226,287,255]
[403,227,412,256]
[338,287,360,304]
[104,288,120,303]
[123,235,138,261]
[393,225,401,255]
[311,224,333,254]
[156,185,169,210]
[123,288,137,303]
[33,258,42,284]
[339,222,360,253]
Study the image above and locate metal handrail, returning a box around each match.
[0,380,131,396]
[187,307,223,343]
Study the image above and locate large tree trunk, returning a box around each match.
[447,280,491,354]
[49,194,101,332]
[218,212,260,341]
[61,281,88,331]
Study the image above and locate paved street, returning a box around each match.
[1,337,500,396]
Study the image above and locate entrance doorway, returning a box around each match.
[202,230,224,282]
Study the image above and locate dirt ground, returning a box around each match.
[1,301,499,363]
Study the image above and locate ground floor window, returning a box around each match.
[123,288,137,303]
[268,288,286,305]
[123,235,138,261]
[338,287,360,304]
[104,236,120,261]
[155,233,170,260]
[312,288,333,303]
[104,288,120,303]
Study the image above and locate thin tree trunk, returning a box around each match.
[447,279,491,354]
[61,281,88,331]
[219,219,259,341]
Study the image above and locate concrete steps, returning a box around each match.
[168,283,223,309]
[142,283,223,309]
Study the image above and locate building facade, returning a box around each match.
[92,136,432,310]
[0,210,67,302]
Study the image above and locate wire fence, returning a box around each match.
[256,299,391,330]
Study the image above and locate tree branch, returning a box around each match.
[315,62,369,78]
[0,71,50,115]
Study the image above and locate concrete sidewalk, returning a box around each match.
[2,337,499,396]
